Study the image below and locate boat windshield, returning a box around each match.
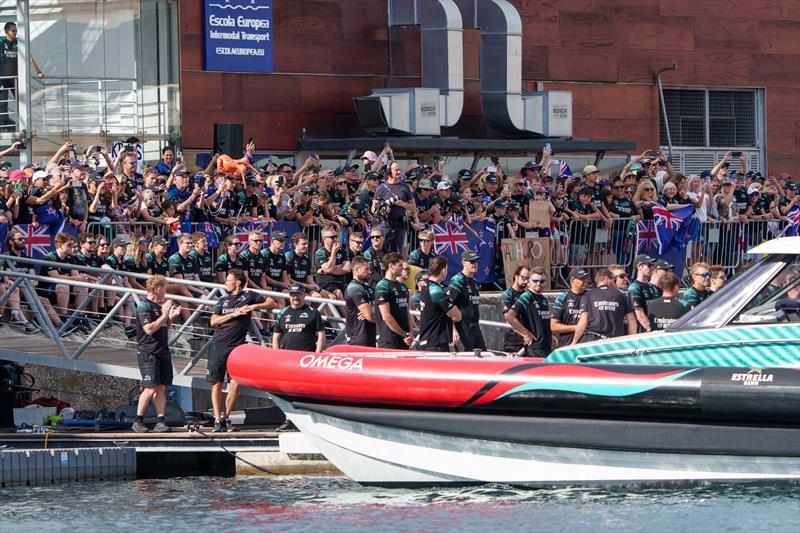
[668,255,787,331]
[733,258,800,324]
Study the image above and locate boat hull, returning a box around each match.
[273,396,800,486]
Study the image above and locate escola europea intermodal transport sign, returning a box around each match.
[204,0,273,73]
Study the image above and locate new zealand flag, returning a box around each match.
[431,220,496,284]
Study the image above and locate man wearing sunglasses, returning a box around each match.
[363,228,386,286]
[550,267,590,347]
[505,267,552,357]
[408,229,437,270]
[447,250,486,352]
[627,255,661,332]
[679,262,713,311]
[239,230,269,290]
[314,227,350,300]
[499,266,529,354]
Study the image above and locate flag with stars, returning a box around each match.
[431,220,496,284]
[12,224,53,259]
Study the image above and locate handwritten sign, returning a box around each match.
[500,237,551,289]
[527,200,551,228]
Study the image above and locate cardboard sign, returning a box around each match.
[501,238,551,289]
[528,200,551,228]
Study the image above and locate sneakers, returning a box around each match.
[124,325,137,339]
[23,323,41,334]
[58,323,81,338]
[212,419,224,433]
[152,421,171,433]
[224,418,235,432]
[131,420,149,433]
[9,317,40,334]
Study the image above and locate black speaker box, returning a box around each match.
[214,123,244,157]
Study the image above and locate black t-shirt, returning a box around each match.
[733,188,748,214]
[647,296,687,331]
[609,197,636,218]
[418,280,453,348]
[500,287,524,349]
[168,252,197,281]
[135,298,170,356]
[190,249,215,282]
[285,250,312,282]
[39,251,73,291]
[345,279,376,346]
[0,36,17,77]
[375,277,410,347]
[314,247,349,288]
[66,183,90,220]
[512,290,552,355]
[580,286,633,338]
[235,190,258,216]
[374,182,414,222]
[212,290,267,346]
[447,272,481,323]
[407,248,437,269]
[239,248,268,284]
[74,251,104,269]
[551,289,588,346]
[274,304,324,352]
[104,254,129,272]
[363,246,385,286]
[261,249,287,283]
[146,252,170,276]
[215,252,246,275]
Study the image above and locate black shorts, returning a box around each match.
[456,322,486,352]
[420,342,450,353]
[206,341,235,383]
[138,351,173,387]
[377,337,407,350]
[35,286,59,306]
[320,282,345,294]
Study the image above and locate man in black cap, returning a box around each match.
[375,252,413,349]
[415,178,437,223]
[500,265,530,353]
[571,268,637,343]
[260,231,291,291]
[357,171,381,207]
[418,256,461,352]
[627,254,661,332]
[235,176,260,219]
[650,259,673,292]
[207,269,276,432]
[447,250,485,351]
[550,267,590,347]
[272,285,326,353]
[505,266,552,357]
[647,272,687,331]
[344,256,376,347]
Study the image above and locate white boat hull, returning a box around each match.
[272,397,800,486]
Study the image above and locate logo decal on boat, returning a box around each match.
[731,368,774,386]
[299,354,364,371]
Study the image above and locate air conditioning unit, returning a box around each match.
[355,88,441,136]
[523,91,573,137]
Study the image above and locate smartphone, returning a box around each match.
[544,143,552,153]
[648,150,659,158]
[487,165,497,173]
[731,151,742,157]
[309,151,318,160]
[14,182,22,195]
[176,150,183,163]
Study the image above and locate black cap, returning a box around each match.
[70,161,89,170]
[111,237,128,248]
[461,250,480,262]
[634,254,655,266]
[288,284,307,294]
[246,177,259,187]
[568,267,590,279]
[0,161,12,170]
[151,236,168,246]
[508,201,521,212]
[418,178,434,190]
[787,183,799,192]
[457,169,472,179]
[414,269,429,283]
[485,174,499,184]
[495,200,509,209]
[577,186,594,196]
[300,185,314,193]
[333,166,345,176]
[172,167,188,177]
[271,231,287,242]
[365,171,380,181]
[344,163,359,172]
[654,259,674,270]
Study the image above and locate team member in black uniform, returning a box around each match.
[505,267,552,357]
[679,262,713,310]
[363,228,386,286]
[408,229,437,270]
[344,256,376,346]
[285,232,319,294]
[145,236,170,276]
[314,227,351,299]
[550,267,590,347]
[627,254,661,332]
[260,231,291,291]
[207,269,275,432]
[131,275,181,433]
[447,250,485,351]
[239,230,269,290]
[499,266,530,353]
[572,268,637,343]
[189,232,215,283]
[168,234,198,282]
[214,236,246,283]
[647,272,687,331]
[273,285,325,352]
[375,252,412,349]
[418,256,461,352]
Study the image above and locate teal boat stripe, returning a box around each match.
[497,369,699,399]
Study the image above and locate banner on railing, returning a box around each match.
[500,237,551,289]
[432,220,496,284]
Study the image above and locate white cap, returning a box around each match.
[32,170,49,180]
[360,150,377,162]
[436,180,452,191]
[747,185,760,195]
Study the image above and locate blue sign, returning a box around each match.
[204,0,273,73]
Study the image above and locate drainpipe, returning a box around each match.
[656,61,678,162]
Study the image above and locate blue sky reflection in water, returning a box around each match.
[1,476,798,532]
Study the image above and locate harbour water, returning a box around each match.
[1,477,798,532]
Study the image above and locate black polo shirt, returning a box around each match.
[190,249,215,282]
[345,279,376,346]
[261,249,287,283]
[168,252,197,281]
[418,280,453,348]
[447,272,481,323]
[215,252,246,275]
[285,250,312,282]
[146,252,170,276]
[274,304,324,352]
[239,248,268,284]
[212,290,267,346]
[551,289,588,346]
[580,286,633,338]
[375,277,410,347]
[135,298,170,357]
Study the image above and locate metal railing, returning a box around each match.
[0,75,17,128]
[565,217,637,270]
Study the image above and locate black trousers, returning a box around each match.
[0,76,15,118]
[456,321,486,352]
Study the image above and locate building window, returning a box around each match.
[660,88,757,148]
